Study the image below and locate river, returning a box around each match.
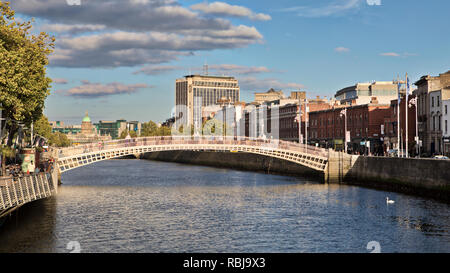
[0,159,449,253]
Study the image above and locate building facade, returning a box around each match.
[51,121,82,135]
[254,89,285,104]
[415,70,450,155]
[95,119,141,139]
[443,98,450,155]
[175,75,240,128]
[429,90,443,154]
[335,81,400,106]
[309,98,390,155]
[383,96,417,156]
[54,112,112,145]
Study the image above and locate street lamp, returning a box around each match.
[409,97,419,157]
[340,108,348,154]
[296,104,302,144]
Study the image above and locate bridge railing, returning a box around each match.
[54,136,329,159]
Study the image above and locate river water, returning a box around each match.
[0,159,449,253]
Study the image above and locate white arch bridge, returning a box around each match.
[54,136,334,174]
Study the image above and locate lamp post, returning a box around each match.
[297,98,302,145]
[305,99,309,149]
[409,97,419,157]
[340,108,348,154]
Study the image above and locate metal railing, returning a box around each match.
[0,169,59,217]
[53,136,329,159]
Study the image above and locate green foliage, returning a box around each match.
[0,2,55,142]
[141,121,158,136]
[119,130,138,139]
[34,115,52,139]
[34,115,70,147]
[202,118,232,136]
[49,132,71,147]
[140,120,172,137]
[0,144,15,159]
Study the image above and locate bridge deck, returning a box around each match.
[54,136,329,173]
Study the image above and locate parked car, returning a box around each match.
[387,149,398,157]
[433,155,449,160]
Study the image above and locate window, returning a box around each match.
[432,97,434,107]
[446,120,448,134]
[438,96,440,107]
[446,105,448,115]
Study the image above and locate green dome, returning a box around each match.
[82,111,91,122]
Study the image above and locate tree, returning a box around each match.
[32,115,71,147]
[119,130,137,139]
[156,126,172,136]
[33,115,52,140]
[0,144,15,175]
[141,120,172,137]
[140,121,158,136]
[0,2,55,145]
[48,132,71,147]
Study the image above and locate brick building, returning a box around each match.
[278,97,331,142]
[383,96,417,156]
[309,97,390,155]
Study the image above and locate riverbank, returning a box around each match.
[141,151,450,203]
[141,150,324,181]
[344,156,450,202]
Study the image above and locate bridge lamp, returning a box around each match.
[340,108,348,154]
[409,98,419,157]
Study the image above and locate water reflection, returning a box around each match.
[0,159,449,253]
[0,198,57,252]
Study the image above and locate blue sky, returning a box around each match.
[10,0,450,124]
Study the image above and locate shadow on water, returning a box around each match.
[0,197,57,253]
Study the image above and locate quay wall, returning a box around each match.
[141,151,450,202]
[141,150,323,180]
[344,156,450,201]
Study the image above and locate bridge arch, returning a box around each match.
[54,136,329,174]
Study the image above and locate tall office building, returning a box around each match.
[175,75,240,127]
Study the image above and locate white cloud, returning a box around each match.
[280,0,361,18]
[11,0,231,33]
[40,24,106,34]
[11,0,266,68]
[379,52,418,58]
[133,65,182,75]
[209,64,271,75]
[133,63,271,76]
[380,52,400,57]
[52,78,69,84]
[239,77,305,91]
[50,29,263,67]
[190,2,271,21]
[335,47,350,53]
[56,81,151,98]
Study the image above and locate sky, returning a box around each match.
[9,0,450,124]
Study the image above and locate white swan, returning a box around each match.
[386,197,395,204]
